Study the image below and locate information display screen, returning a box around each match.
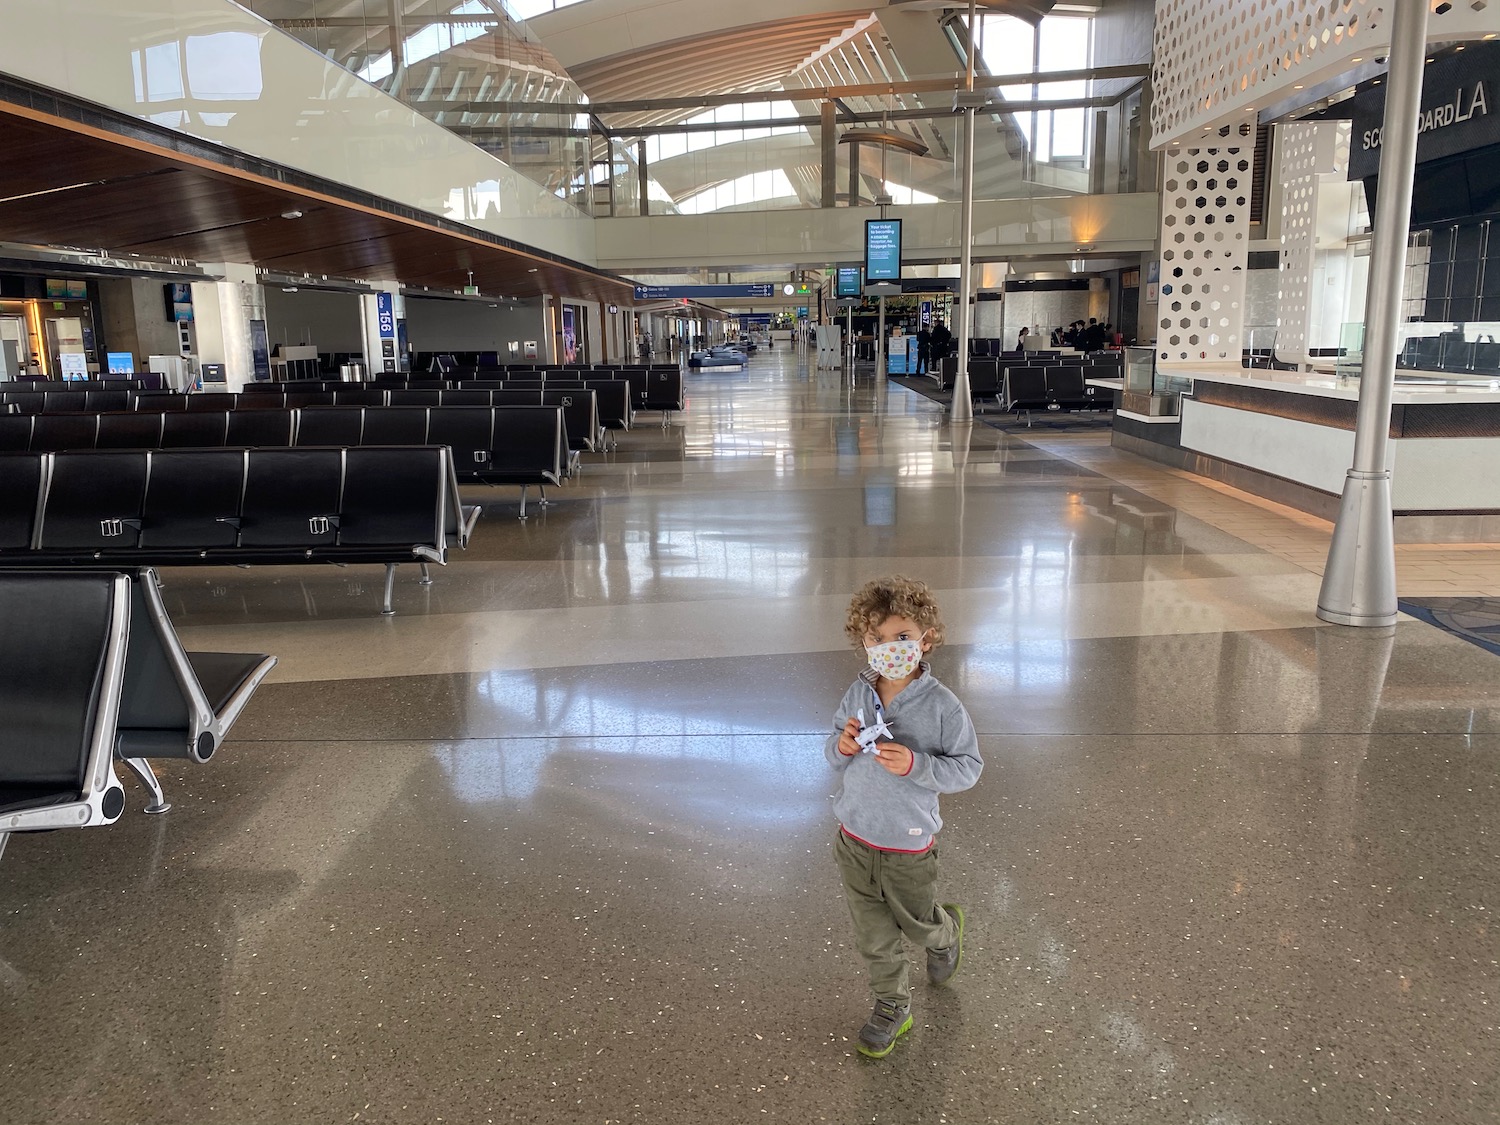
[864,220,902,282]
[835,267,863,297]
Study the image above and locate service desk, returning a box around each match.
[1112,366,1500,539]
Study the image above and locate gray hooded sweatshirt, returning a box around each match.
[823,663,983,852]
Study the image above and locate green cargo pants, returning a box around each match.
[834,828,959,1005]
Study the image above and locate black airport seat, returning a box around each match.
[427,406,496,472]
[478,406,565,518]
[238,448,342,549]
[139,449,246,549]
[1045,366,1090,409]
[332,389,388,407]
[438,389,493,407]
[967,358,1002,403]
[227,409,294,447]
[362,406,430,445]
[0,571,131,865]
[0,414,35,451]
[114,567,276,768]
[186,392,239,411]
[296,406,366,446]
[42,390,88,413]
[1003,368,1052,422]
[85,390,131,412]
[389,389,444,407]
[31,413,99,452]
[135,391,188,412]
[283,391,337,409]
[543,388,601,454]
[162,411,229,447]
[38,451,150,551]
[0,452,44,549]
[96,412,166,450]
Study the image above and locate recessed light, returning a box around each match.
[1352,57,1362,63]
[528,268,539,273]
[280,209,304,220]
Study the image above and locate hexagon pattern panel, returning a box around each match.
[1275,123,1327,363]
[1157,124,1254,367]
[1150,0,1499,147]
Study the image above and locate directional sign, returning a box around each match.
[376,292,396,338]
[632,283,776,300]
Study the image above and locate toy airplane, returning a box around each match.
[854,708,894,754]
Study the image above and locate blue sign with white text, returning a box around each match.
[376,293,396,338]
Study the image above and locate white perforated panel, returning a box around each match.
[1151,0,1500,147]
[1275,123,1324,363]
[1156,124,1254,367]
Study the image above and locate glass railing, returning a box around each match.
[1336,322,1500,380]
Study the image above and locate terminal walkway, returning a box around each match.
[2,348,1497,1125]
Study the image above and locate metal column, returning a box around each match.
[1316,0,1430,628]
[951,0,979,424]
[822,101,838,208]
[877,295,886,378]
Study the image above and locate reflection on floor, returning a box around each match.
[3,350,1498,1125]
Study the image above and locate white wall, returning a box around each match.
[263,288,363,353]
[403,297,549,355]
[1004,289,1093,342]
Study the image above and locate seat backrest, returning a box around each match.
[227,409,294,447]
[161,410,229,447]
[140,448,247,548]
[1006,367,1049,401]
[388,389,444,407]
[0,571,125,789]
[427,406,495,469]
[362,406,431,445]
[283,391,337,409]
[488,406,564,478]
[42,390,89,413]
[438,389,492,406]
[0,414,35,452]
[1047,366,1086,399]
[295,406,365,447]
[31,413,100,452]
[238,448,343,547]
[85,390,131,412]
[39,451,150,550]
[338,446,445,547]
[96,411,165,450]
[542,388,599,449]
[332,389,388,407]
[186,392,239,411]
[134,392,188,412]
[0,452,43,549]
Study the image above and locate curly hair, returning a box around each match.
[843,575,946,648]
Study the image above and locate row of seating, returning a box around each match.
[3,386,614,446]
[0,405,567,517]
[0,446,478,614]
[247,367,687,419]
[934,353,1120,391]
[0,568,275,867]
[1000,367,1116,422]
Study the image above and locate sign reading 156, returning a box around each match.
[376,293,396,338]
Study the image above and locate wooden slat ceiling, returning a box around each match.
[571,13,876,121]
[0,104,632,305]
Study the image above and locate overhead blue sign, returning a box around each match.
[376,292,396,338]
[633,283,776,300]
[865,219,902,282]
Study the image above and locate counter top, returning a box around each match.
[1178,367,1500,405]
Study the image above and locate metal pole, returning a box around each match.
[847,303,854,375]
[822,101,838,208]
[951,0,978,424]
[878,295,887,378]
[1316,0,1429,628]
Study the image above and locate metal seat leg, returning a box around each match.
[122,757,171,814]
[382,562,397,615]
[518,485,530,520]
[419,562,433,586]
[537,485,551,509]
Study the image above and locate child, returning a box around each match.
[825,576,983,1059]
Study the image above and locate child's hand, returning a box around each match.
[837,716,862,757]
[872,742,914,776]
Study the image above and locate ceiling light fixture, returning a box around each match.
[280,209,304,220]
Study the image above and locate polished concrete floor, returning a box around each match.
[3,351,1499,1125]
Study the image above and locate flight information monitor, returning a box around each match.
[864,220,902,282]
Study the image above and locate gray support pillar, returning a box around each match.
[848,141,860,207]
[1316,0,1430,628]
[821,102,837,208]
[878,295,886,377]
[951,0,979,424]
[638,139,650,217]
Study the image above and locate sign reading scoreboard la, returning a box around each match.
[864,219,902,282]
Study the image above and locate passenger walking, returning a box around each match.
[825,577,983,1059]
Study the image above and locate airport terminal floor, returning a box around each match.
[3,347,1499,1125]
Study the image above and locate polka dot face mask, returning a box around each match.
[864,633,927,681]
